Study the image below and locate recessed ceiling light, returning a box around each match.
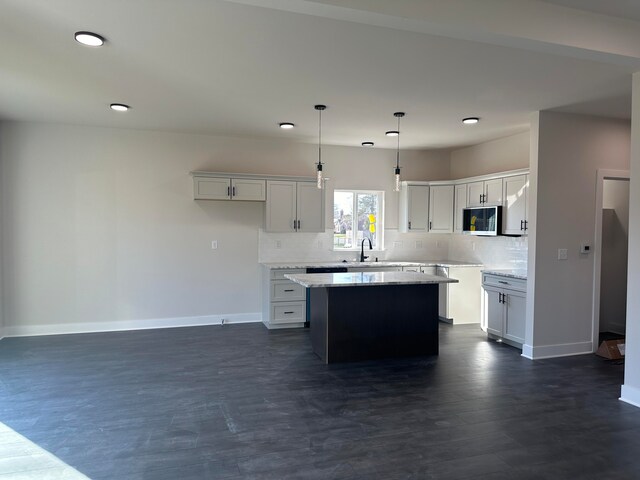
[74,31,105,47]
[385,130,399,137]
[362,141,374,147]
[279,122,295,129]
[110,103,130,112]
[462,117,480,125]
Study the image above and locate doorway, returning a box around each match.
[592,170,630,352]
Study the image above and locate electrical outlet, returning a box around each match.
[558,248,568,260]
[436,241,440,248]
[276,240,282,249]
[471,242,476,251]
[415,240,423,249]
[393,241,403,248]
[317,240,323,249]
[211,240,218,250]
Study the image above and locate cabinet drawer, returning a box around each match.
[270,269,305,280]
[271,302,305,324]
[271,280,306,301]
[482,274,526,292]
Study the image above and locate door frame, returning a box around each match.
[591,169,630,352]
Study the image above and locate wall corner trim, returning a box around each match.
[2,313,262,338]
[620,385,640,409]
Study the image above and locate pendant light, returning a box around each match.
[392,112,405,192]
[315,104,326,189]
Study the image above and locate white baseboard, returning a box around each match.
[521,341,593,360]
[2,313,262,338]
[620,385,640,409]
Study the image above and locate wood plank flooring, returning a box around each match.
[0,323,639,479]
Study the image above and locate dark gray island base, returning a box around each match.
[285,271,457,364]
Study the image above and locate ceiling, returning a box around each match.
[0,0,638,150]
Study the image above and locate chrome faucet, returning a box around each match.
[360,237,372,262]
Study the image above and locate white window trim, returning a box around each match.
[333,189,385,252]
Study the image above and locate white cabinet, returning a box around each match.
[467,178,503,207]
[193,176,266,201]
[429,185,454,233]
[482,273,527,347]
[502,174,529,235]
[262,268,307,329]
[265,181,324,233]
[438,266,483,324]
[453,184,467,234]
[399,184,429,232]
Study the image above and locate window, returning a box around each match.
[333,190,384,250]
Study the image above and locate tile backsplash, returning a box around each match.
[259,228,528,270]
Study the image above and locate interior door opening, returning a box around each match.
[593,173,630,354]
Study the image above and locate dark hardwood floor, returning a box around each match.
[1,323,639,479]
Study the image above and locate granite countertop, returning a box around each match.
[482,269,528,280]
[285,271,459,288]
[262,260,482,269]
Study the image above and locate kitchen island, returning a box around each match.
[285,271,457,364]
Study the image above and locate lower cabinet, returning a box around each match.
[262,268,306,329]
[482,273,526,348]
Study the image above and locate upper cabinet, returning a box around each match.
[265,180,324,233]
[399,184,429,232]
[467,178,503,207]
[429,185,454,233]
[399,183,454,233]
[453,184,468,234]
[398,182,429,232]
[502,174,529,235]
[193,176,266,201]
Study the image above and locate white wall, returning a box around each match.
[0,122,449,335]
[600,179,629,334]
[525,111,631,359]
[621,72,640,408]
[450,131,529,179]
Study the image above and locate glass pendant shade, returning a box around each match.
[317,163,323,189]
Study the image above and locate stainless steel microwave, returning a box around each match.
[462,206,502,236]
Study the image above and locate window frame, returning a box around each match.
[332,189,385,252]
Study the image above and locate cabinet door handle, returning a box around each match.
[293,220,297,231]
[232,186,236,197]
[479,194,483,204]
[520,220,524,231]
[284,311,294,314]
[499,293,504,303]
[408,221,412,230]
[284,289,294,292]
[429,221,432,230]
[227,186,230,197]
[297,220,301,230]
[524,220,528,231]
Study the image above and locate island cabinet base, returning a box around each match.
[310,284,440,364]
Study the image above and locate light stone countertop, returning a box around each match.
[285,271,459,288]
[482,269,528,280]
[262,260,482,269]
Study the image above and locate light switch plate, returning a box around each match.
[558,248,568,260]
[211,240,218,250]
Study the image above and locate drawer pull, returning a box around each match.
[283,289,295,292]
[498,280,509,284]
[284,311,294,314]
